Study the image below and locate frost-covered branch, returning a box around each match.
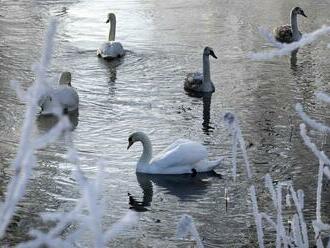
[176,214,204,248]
[0,18,63,238]
[224,112,252,180]
[250,25,330,60]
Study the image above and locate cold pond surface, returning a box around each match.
[1,0,330,246]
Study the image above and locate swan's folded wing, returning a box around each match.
[98,42,124,58]
[54,87,79,111]
[184,72,203,91]
[274,24,293,43]
[151,141,208,168]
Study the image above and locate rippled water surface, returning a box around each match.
[1,0,330,246]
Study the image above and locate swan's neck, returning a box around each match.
[108,17,116,41]
[290,11,299,40]
[138,136,152,165]
[202,55,213,91]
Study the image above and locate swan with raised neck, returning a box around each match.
[127,132,153,166]
[127,131,223,174]
[274,7,307,43]
[107,13,116,41]
[184,46,217,94]
[97,13,125,59]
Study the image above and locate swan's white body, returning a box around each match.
[97,41,124,59]
[273,7,307,43]
[128,132,223,174]
[39,72,79,115]
[184,47,217,94]
[97,13,125,59]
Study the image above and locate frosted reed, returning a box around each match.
[250,25,330,60]
[19,155,138,247]
[176,214,204,248]
[296,103,330,133]
[257,27,284,49]
[324,167,330,179]
[249,186,264,248]
[299,123,330,165]
[0,19,68,238]
[316,92,330,104]
[289,185,308,247]
[224,112,252,179]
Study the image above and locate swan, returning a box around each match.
[184,47,217,94]
[39,72,79,115]
[273,7,307,43]
[127,132,223,174]
[97,13,125,59]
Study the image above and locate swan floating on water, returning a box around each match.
[127,132,223,174]
[273,7,307,43]
[184,47,217,94]
[97,13,125,59]
[38,72,79,115]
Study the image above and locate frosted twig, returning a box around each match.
[176,214,204,248]
[316,92,330,104]
[104,211,139,243]
[257,27,284,49]
[296,104,330,133]
[299,124,330,165]
[324,167,330,179]
[250,25,330,60]
[224,112,252,179]
[264,174,277,208]
[291,214,303,248]
[249,186,264,248]
[260,213,276,229]
[0,19,58,238]
[289,186,308,247]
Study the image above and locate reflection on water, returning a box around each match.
[37,111,79,132]
[1,0,330,246]
[202,93,213,134]
[131,171,222,207]
[290,49,299,68]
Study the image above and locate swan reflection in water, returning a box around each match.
[290,49,298,68]
[184,90,214,134]
[202,93,214,134]
[128,171,222,212]
[100,57,123,83]
[36,110,79,133]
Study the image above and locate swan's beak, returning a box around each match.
[127,141,134,150]
[106,19,110,23]
[210,50,217,59]
[301,12,307,18]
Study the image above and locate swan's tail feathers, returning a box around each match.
[208,156,224,170]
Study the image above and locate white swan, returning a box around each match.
[97,13,125,59]
[127,132,223,174]
[184,47,217,94]
[39,72,79,115]
[273,7,307,43]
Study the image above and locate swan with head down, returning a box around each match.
[273,7,307,43]
[97,13,125,59]
[184,46,217,94]
[38,72,79,115]
[127,132,223,174]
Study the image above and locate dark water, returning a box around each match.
[1,0,330,246]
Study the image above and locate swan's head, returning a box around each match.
[127,132,147,150]
[292,7,307,17]
[106,13,116,23]
[59,71,72,86]
[203,47,217,59]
